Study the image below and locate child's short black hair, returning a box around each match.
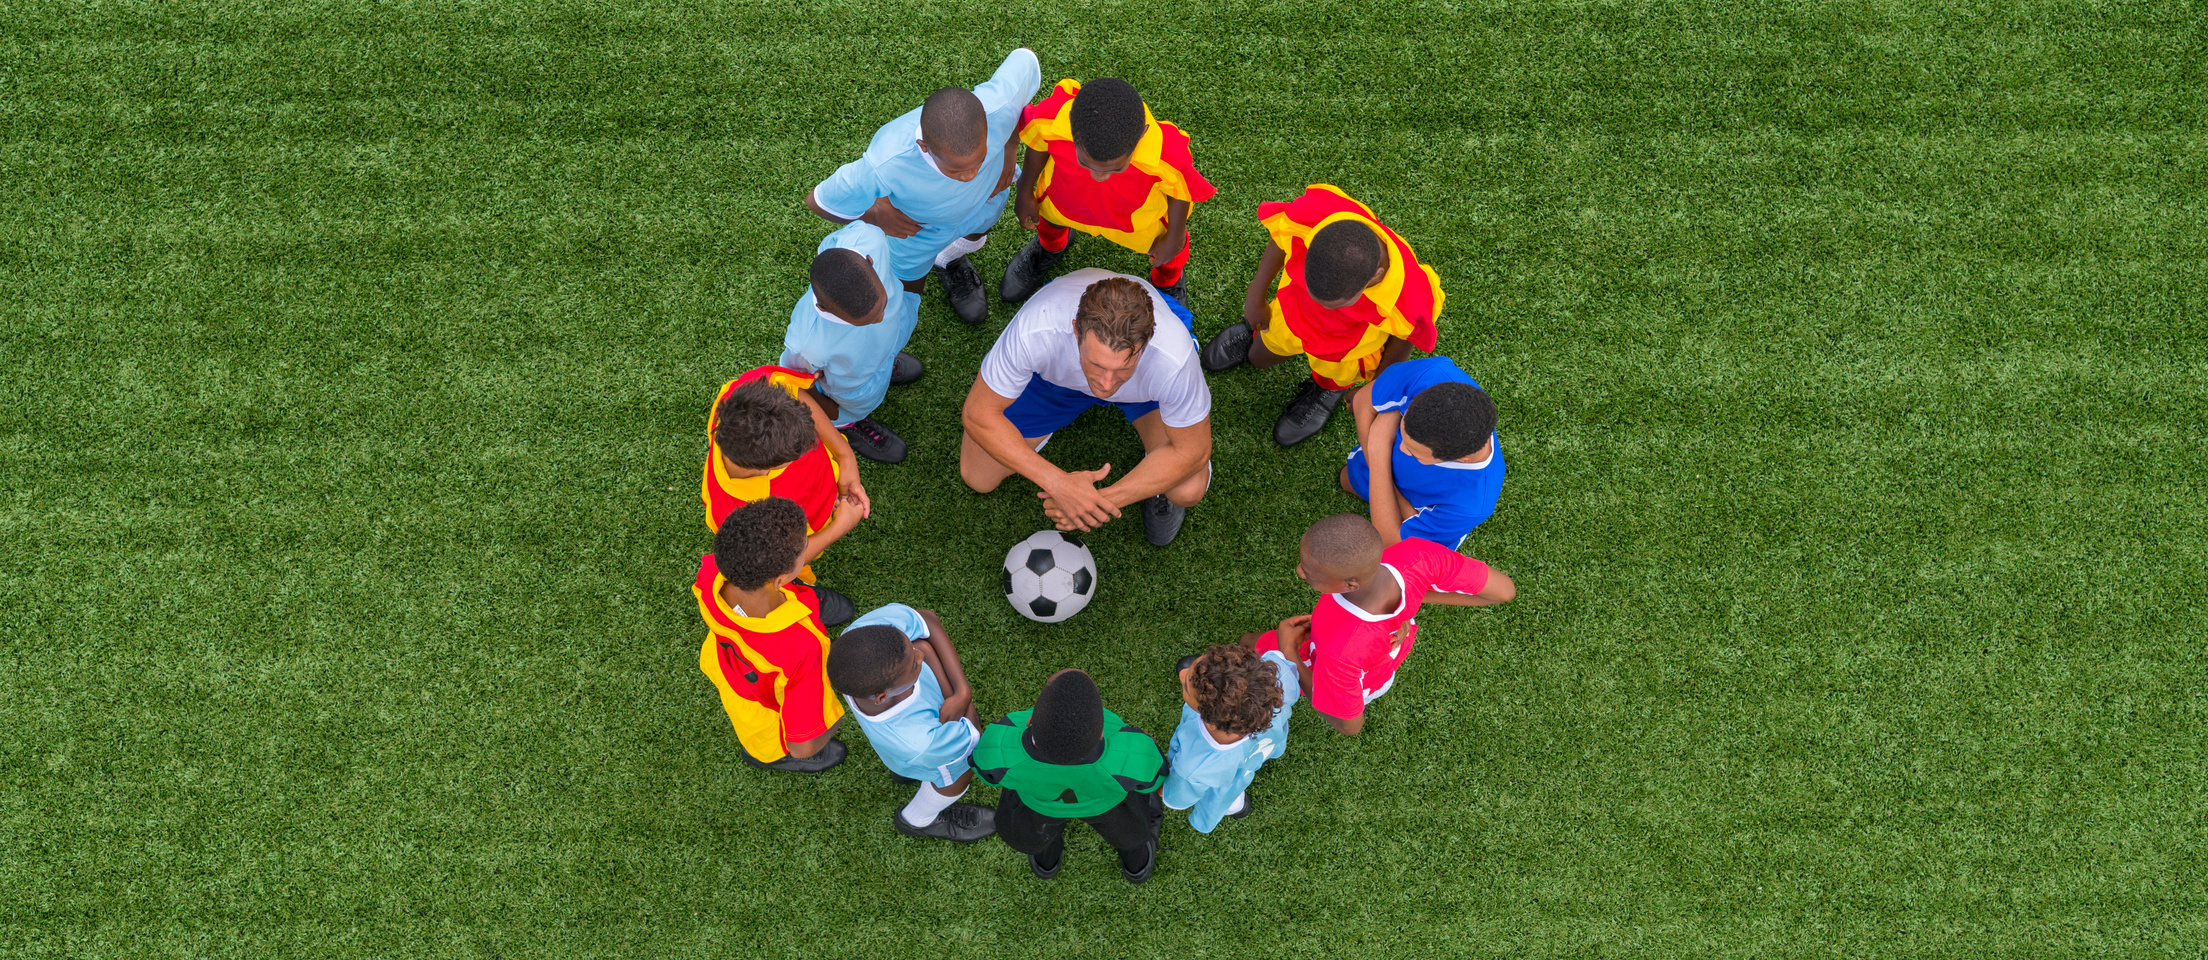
[1028,670,1103,764]
[1302,512,1384,578]
[1403,382,1497,461]
[1188,644,1284,738]
[809,248,881,317]
[712,379,815,470]
[1069,78,1146,163]
[826,624,909,697]
[1306,220,1385,302]
[712,497,808,591]
[920,86,989,158]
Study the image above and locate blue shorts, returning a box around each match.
[1002,293,1195,438]
[1344,444,1375,501]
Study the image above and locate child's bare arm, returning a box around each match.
[1150,198,1190,267]
[1243,239,1287,330]
[1364,412,1405,544]
[1370,335,1413,379]
[795,385,869,517]
[1014,147,1048,228]
[917,608,974,723]
[1427,568,1515,607]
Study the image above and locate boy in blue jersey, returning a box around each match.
[1339,356,1504,548]
[1163,641,1301,831]
[825,604,996,842]
[804,48,1043,326]
[780,223,925,463]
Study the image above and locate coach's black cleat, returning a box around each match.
[1274,380,1347,447]
[896,802,997,842]
[812,585,856,627]
[1001,237,1065,304]
[1120,839,1158,885]
[1201,321,1253,372]
[1142,494,1186,546]
[742,737,848,774]
[1029,850,1063,880]
[839,417,907,464]
[889,351,924,386]
[936,256,989,325]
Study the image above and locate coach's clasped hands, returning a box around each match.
[1037,464,1119,532]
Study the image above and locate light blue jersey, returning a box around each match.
[810,48,1041,281]
[839,604,979,788]
[779,222,921,426]
[1162,651,1302,833]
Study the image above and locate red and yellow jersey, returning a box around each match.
[1259,185,1445,371]
[692,553,843,762]
[1018,79,1215,253]
[702,365,840,534]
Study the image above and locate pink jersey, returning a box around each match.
[1290,538,1491,719]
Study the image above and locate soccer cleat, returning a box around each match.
[1142,494,1186,547]
[889,771,921,785]
[741,737,848,774]
[1120,839,1158,885]
[838,417,908,464]
[1155,279,1186,305]
[1228,791,1254,820]
[1201,321,1253,372]
[889,351,923,386]
[1000,237,1065,304]
[812,585,856,627]
[935,256,989,325]
[1029,850,1063,880]
[1273,380,1348,447]
[895,802,997,842]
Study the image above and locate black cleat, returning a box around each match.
[1273,379,1347,447]
[1029,850,1063,880]
[889,351,923,386]
[741,737,847,774]
[1229,791,1254,820]
[1142,494,1186,546]
[1001,237,1065,304]
[838,417,908,464]
[895,802,997,842]
[936,256,989,325]
[889,771,921,785]
[1155,279,1186,305]
[1201,321,1253,372]
[1120,839,1158,885]
[1174,654,1198,676]
[812,585,856,627]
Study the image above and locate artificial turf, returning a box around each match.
[5,0,2205,956]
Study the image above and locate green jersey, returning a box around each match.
[974,707,1166,818]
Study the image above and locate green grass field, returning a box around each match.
[6,1,2206,956]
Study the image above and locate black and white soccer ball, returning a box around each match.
[1001,530,1098,623]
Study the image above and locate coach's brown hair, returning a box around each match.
[1072,277,1157,355]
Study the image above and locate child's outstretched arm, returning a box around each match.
[917,608,974,723]
[1424,568,1515,607]
[1241,239,1287,332]
[796,385,869,517]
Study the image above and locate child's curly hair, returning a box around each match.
[1188,644,1285,738]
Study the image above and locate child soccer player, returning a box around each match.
[780,222,926,463]
[1266,514,1515,737]
[1001,77,1215,305]
[704,366,868,624]
[1339,356,1504,549]
[805,48,1041,325]
[692,497,848,773]
[974,669,1166,883]
[825,603,997,842]
[1162,642,1300,832]
[1200,184,1445,447]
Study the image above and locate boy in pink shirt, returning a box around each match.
[1254,513,1516,735]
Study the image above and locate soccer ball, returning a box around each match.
[1002,530,1098,623]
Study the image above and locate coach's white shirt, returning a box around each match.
[978,268,1214,429]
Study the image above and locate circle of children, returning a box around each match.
[695,49,1517,885]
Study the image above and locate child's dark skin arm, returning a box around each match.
[916,608,974,724]
[1371,335,1413,379]
[1242,239,1288,331]
[1014,147,1048,229]
[1149,199,1190,267]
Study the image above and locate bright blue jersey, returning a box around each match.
[839,604,979,788]
[1162,651,1301,833]
[1347,356,1505,549]
[810,48,1041,281]
[779,222,921,426]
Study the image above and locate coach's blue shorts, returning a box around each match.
[1003,293,1195,438]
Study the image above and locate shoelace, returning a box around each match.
[845,420,887,443]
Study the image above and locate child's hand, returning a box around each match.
[838,475,871,518]
[859,196,924,238]
[1387,621,1414,656]
[1277,614,1313,648]
[1015,190,1039,230]
[1242,294,1270,332]
[1148,225,1186,268]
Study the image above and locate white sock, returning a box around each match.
[900,782,965,827]
[934,234,988,268]
[1225,792,1247,816]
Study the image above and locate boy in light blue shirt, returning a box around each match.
[805,47,1042,326]
[1163,640,1302,832]
[780,222,925,463]
[825,603,996,842]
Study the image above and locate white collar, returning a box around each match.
[1406,432,1497,471]
[846,676,930,722]
[1327,564,1406,622]
[812,296,856,327]
[1198,719,1245,750]
[917,142,949,178]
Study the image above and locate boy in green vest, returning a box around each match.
[974,669,1166,883]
